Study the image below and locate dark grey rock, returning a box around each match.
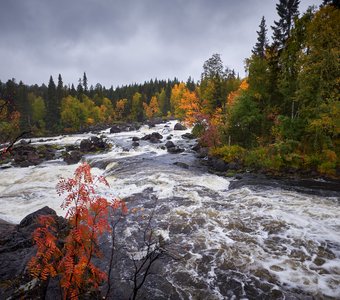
[173,162,189,169]
[174,123,187,130]
[132,136,140,142]
[165,141,175,149]
[63,150,82,165]
[167,146,185,154]
[212,158,229,172]
[182,133,194,139]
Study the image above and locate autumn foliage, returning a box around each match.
[28,162,127,299]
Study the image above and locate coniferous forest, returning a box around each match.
[1,1,339,177]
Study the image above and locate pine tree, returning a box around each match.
[272,0,300,49]
[56,74,63,123]
[252,16,268,58]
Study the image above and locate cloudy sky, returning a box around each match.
[1,0,319,88]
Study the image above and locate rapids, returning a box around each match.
[0,121,339,299]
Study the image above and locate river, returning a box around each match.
[0,120,339,299]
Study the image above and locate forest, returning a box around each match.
[1,0,339,177]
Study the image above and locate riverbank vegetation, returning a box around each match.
[1,1,339,177]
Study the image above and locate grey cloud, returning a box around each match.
[0,0,320,87]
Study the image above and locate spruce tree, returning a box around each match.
[252,16,268,58]
[46,76,58,131]
[83,72,88,93]
[271,0,300,49]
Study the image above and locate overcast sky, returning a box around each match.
[0,0,319,88]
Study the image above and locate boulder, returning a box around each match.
[0,207,67,299]
[211,158,229,172]
[174,123,187,130]
[167,146,185,154]
[132,142,140,147]
[166,135,172,140]
[63,150,83,165]
[110,125,122,133]
[182,133,194,139]
[165,141,175,149]
[80,136,110,153]
[132,137,140,142]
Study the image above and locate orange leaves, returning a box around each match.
[29,162,128,299]
[178,89,201,126]
[227,79,248,106]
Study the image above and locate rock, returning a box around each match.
[142,132,163,143]
[63,150,82,165]
[167,146,185,154]
[182,133,194,139]
[79,136,110,153]
[166,135,172,140]
[192,143,201,152]
[228,161,241,170]
[132,142,140,147]
[151,132,163,140]
[141,134,151,140]
[211,158,229,172]
[174,123,187,130]
[0,207,67,299]
[173,162,189,169]
[80,138,92,152]
[150,136,160,143]
[196,147,209,158]
[110,125,122,133]
[165,141,175,149]
[132,137,140,142]
[12,145,43,167]
[65,145,78,151]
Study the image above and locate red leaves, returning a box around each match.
[28,162,128,299]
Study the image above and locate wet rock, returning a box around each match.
[182,133,194,139]
[196,147,209,158]
[0,207,67,299]
[132,136,140,142]
[174,123,187,130]
[142,132,163,143]
[110,125,122,133]
[132,142,140,147]
[65,144,78,151]
[166,135,172,140]
[80,138,92,152]
[63,150,82,165]
[192,143,201,152]
[211,158,229,172]
[165,141,175,149]
[12,145,43,167]
[79,136,110,153]
[167,146,185,154]
[173,162,189,169]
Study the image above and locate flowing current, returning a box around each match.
[0,121,339,299]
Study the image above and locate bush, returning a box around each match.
[210,145,245,163]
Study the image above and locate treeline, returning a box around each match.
[0,75,186,134]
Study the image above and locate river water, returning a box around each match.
[0,121,339,299]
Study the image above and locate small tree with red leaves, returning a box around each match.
[28,162,127,299]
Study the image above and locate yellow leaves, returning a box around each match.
[143,96,160,119]
[114,98,128,120]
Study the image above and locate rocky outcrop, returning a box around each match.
[80,136,110,153]
[0,207,67,299]
[12,144,57,167]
